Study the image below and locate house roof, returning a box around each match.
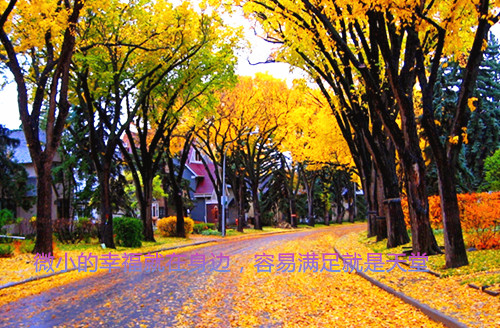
[9,129,61,164]
[189,162,216,195]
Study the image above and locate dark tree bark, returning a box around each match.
[415,1,496,267]
[237,174,245,232]
[35,162,55,253]
[98,165,115,248]
[140,174,155,242]
[164,130,194,238]
[251,183,262,230]
[0,0,84,254]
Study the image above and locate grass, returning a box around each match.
[358,229,500,288]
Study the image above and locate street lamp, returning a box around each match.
[221,129,258,237]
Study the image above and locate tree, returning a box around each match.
[195,74,294,230]
[0,125,32,213]
[278,86,354,227]
[243,0,499,265]
[73,0,237,246]
[482,148,500,191]
[118,7,238,240]
[1,0,84,254]
[427,34,500,193]
[243,1,410,247]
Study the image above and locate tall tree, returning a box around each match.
[118,10,238,241]
[195,74,293,230]
[0,0,84,254]
[244,2,410,247]
[427,34,500,193]
[242,0,498,263]
[74,0,234,246]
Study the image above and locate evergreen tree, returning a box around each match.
[428,33,500,193]
[0,125,33,214]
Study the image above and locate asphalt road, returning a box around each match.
[0,225,365,328]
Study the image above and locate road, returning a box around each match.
[0,224,443,327]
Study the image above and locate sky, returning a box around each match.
[0,13,499,130]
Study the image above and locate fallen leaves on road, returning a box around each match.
[175,229,445,327]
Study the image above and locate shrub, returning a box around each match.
[193,222,216,234]
[54,217,98,244]
[482,148,500,191]
[157,216,194,237]
[200,229,221,236]
[113,217,142,247]
[401,191,500,249]
[0,244,13,257]
[20,239,34,253]
[0,209,14,234]
[76,217,98,243]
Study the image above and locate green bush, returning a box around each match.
[0,244,13,257]
[200,229,221,236]
[76,217,98,243]
[482,148,500,191]
[157,216,194,237]
[0,209,14,234]
[113,217,142,247]
[20,239,34,253]
[193,222,216,234]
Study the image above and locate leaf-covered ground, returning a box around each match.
[0,223,448,327]
[338,232,500,327]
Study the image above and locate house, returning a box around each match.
[121,132,236,224]
[154,147,237,224]
[183,148,236,224]
[2,130,63,234]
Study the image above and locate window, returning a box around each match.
[193,151,202,163]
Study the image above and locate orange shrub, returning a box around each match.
[157,216,194,237]
[401,192,500,249]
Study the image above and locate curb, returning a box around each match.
[334,247,468,328]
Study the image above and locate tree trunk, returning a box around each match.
[336,202,344,224]
[375,172,387,240]
[324,206,330,225]
[173,190,185,238]
[366,163,378,237]
[403,158,440,255]
[436,164,469,267]
[237,176,244,232]
[33,162,54,254]
[141,175,156,242]
[348,198,355,223]
[252,184,262,230]
[381,148,410,248]
[384,198,410,248]
[289,198,297,227]
[307,188,314,226]
[99,166,115,248]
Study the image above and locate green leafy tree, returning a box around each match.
[482,148,500,191]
